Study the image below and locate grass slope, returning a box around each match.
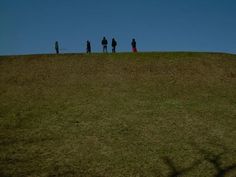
[0,52,236,177]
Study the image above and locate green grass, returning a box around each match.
[0,52,236,177]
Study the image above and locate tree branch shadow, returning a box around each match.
[162,156,201,177]
[191,142,236,177]
[161,142,236,177]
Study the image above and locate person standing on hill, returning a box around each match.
[131,38,137,52]
[55,41,59,54]
[111,38,117,53]
[101,37,108,53]
[86,40,91,53]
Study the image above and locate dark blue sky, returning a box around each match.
[1,0,236,55]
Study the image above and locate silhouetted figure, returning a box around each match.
[55,41,59,54]
[101,37,108,53]
[131,38,137,52]
[111,38,117,53]
[86,40,91,53]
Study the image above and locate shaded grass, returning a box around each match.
[0,52,236,176]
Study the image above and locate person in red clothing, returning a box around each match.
[131,38,137,52]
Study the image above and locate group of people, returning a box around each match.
[100,37,118,53]
[54,37,137,54]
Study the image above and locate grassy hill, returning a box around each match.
[0,52,236,177]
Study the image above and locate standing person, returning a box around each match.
[111,38,117,53]
[55,41,59,54]
[131,38,137,52]
[101,37,108,53]
[86,40,91,53]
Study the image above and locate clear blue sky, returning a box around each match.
[1,0,236,55]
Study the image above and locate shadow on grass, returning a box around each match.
[162,156,201,177]
[192,143,236,177]
[163,143,236,177]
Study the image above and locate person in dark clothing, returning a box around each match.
[101,37,108,53]
[55,41,59,54]
[131,38,137,52]
[111,38,117,53]
[86,40,91,53]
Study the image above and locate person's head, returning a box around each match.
[132,38,135,42]
[87,40,90,43]
[103,37,106,40]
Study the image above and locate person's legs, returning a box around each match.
[103,46,107,53]
[87,47,91,53]
[132,47,137,52]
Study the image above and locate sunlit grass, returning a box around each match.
[0,52,236,177]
